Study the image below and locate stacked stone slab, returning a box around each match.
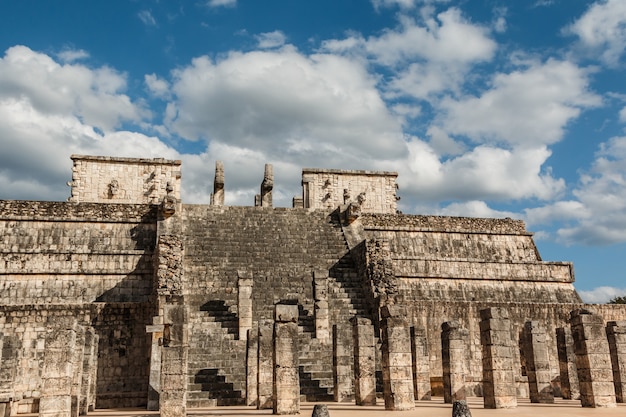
[381,306,415,411]
[258,319,274,410]
[273,304,300,415]
[479,308,516,409]
[442,320,468,404]
[556,326,580,400]
[411,327,431,401]
[351,317,376,406]
[39,322,77,417]
[522,321,554,403]
[570,309,616,408]
[606,321,626,402]
[332,323,354,402]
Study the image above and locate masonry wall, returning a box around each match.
[0,201,156,409]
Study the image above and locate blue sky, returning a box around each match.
[1,0,625,302]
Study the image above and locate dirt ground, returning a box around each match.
[69,397,626,417]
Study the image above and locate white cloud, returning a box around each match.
[524,201,590,227]
[166,47,406,167]
[438,59,601,147]
[138,10,157,26]
[57,49,89,63]
[255,31,287,49]
[207,0,236,8]
[564,0,626,66]
[145,73,171,99]
[578,286,626,304]
[620,106,626,122]
[554,136,626,245]
[438,200,517,219]
[0,46,146,132]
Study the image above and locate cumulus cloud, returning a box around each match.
[554,136,626,245]
[255,31,287,49]
[438,200,517,219]
[0,46,147,132]
[564,0,626,66]
[57,49,89,63]
[145,73,171,99]
[437,59,601,147]
[166,47,407,169]
[579,286,626,304]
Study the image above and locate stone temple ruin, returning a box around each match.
[1,154,626,416]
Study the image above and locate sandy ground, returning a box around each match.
[59,397,626,417]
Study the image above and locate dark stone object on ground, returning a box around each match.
[312,404,330,417]
[452,400,472,417]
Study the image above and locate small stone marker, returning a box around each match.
[452,400,472,417]
[312,404,330,417]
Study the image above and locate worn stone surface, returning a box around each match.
[40,323,77,417]
[411,327,431,401]
[479,308,516,409]
[332,324,354,403]
[522,321,554,404]
[273,305,299,415]
[351,317,376,406]
[311,404,329,417]
[570,309,617,408]
[381,316,415,410]
[606,321,626,403]
[557,326,580,400]
[442,321,468,404]
[258,320,274,410]
[452,400,472,417]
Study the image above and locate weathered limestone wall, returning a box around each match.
[301,169,398,213]
[68,155,181,204]
[0,201,157,304]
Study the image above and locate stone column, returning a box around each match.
[40,323,77,417]
[606,321,626,403]
[211,160,225,206]
[260,164,273,207]
[479,308,516,409]
[247,327,259,407]
[79,327,98,415]
[380,306,415,411]
[556,326,580,400]
[238,271,254,341]
[332,324,354,402]
[0,333,9,417]
[411,327,431,400]
[522,321,554,403]
[160,304,189,417]
[258,319,274,410]
[442,320,468,404]
[273,304,299,415]
[570,308,616,408]
[313,271,330,344]
[146,321,164,411]
[351,317,376,406]
[70,326,85,417]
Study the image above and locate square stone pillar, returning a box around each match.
[351,317,376,406]
[479,308,516,409]
[238,271,254,341]
[606,321,626,403]
[442,320,468,404]
[570,309,616,408]
[70,326,86,417]
[273,304,300,415]
[159,304,189,417]
[79,327,98,415]
[247,327,259,407]
[332,323,354,402]
[40,322,77,417]
[258,319,274,410]
[314,271,330,344]
[556,326,580,400]
[522,321,554,403]
[146,321,164,411]
[381,306,415,411]
[411,327,431,400]
[0,333,16,417]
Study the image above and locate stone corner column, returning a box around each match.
[606,320,626,403]
[351,316,376,406]
[159,304,189,417]
[522,321,554,403]
[273,304,299,415]
[146,321,164,411]
[257,319,274,410]
[40,322,77,417]
[313,271,330,344]
[247,327,259,407]
[441,320,468,405]
[381,306,415,411]
[570,308,616,408]
[479,307,516,409]
[333,323,354,402]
